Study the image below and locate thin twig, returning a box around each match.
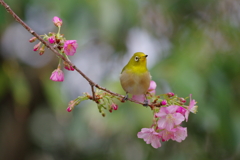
[91,85,95,100]
[0,0,148,106]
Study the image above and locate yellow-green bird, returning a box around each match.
[120,52,151,105]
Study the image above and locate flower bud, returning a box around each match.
[33,42,41,51]
[167,92,175,97]
[160,100,167,106]
[179,97,186,103]
[52,16,62,27]
[66,100,75,112]
[39,45,45,55]
[102,113,106,117]
[63,61,74,71]
[29,37,37,43]
[50,67,64,82]
[66,107,72,112]
[111,103,118,110]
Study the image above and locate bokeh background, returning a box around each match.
[1,0,240,160]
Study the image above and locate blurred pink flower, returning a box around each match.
[156,105,185,131]
[148,80,157,94]
[50,68,64,82]
[64,40,78,56]
[52,16,62,27]
[137,128,161,148]
[176,106,187,115]
[159,129,175,142]
[172,126,187,142]
[185,94,198,122]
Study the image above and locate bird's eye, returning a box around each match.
[135,56,139,62]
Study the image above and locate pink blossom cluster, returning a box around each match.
[29,16,78,82]
[137,94,197,148]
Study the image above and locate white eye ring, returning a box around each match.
[135,56,139,62]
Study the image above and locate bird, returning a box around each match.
[120,52,151,106]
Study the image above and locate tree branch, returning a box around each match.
[0,0,148,106]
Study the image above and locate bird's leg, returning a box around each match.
[143,94,148,106]
[124,92,129,101]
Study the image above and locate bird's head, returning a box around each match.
[129,52,148,66]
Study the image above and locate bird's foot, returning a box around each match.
[123,94,128,101]
[143,99,148,107]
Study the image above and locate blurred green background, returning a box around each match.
[1,0,240,160]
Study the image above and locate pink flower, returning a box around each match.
[64,40,78,56]
[156,105,185,131]
[48,36,56,44]
[137,128,161,148]
[176,106,187,115]
[172,126,187,142]
[52,16,62,27]
[185,94,198,122]
[132,80,157,102]
[50,68,64,82]
[111,103,118,110]
[159,129,175,142]
[148,80,157,94]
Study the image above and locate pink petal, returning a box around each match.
[155,107,167,117]
[172,127,187,142]
[151,136,161,148]
[157,117,167,129]
[185,110,190,122]
[166,105,179,114]
[173,113,185,125]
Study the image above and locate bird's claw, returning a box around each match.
[143,99,148,107]
[124,94,128,101]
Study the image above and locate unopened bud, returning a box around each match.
[160,100,167,106]
[33,42,41,51]
[39,45,45,55]
[167,92,175,97]
[102,113,106,117]
[29,37,37,43]
[53,16,63,27]
[111,103,118,110]
[179,97,186,103]
[66,100,75,112]
[66,107,72,112]
[63,61,74,71]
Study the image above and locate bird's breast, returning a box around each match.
[120,71,151,95]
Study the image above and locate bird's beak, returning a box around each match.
[145,55,148,57]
